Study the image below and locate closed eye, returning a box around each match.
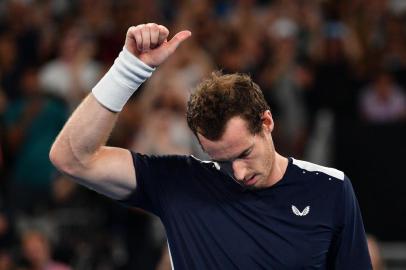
[212,147,253,164]
[237,148,252,160]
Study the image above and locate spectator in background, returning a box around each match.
[259,16,308,157]
[216,0,266,75]
[309,15,364,169]
[367,235,386,270]
[0,90,7,181]
[4,68,68,213]
[132,79,194,156]
[379,15,406,89]
[0,31,21,101]
[39,26,101,110]
[0,210,15,254]
[132,25,214,157]
[49,174,123,270]
[311,19,363,118]
[19,230,71,270]
[359,70,406,123]
[0,249,14,270]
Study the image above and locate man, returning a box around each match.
[50,23,372,269]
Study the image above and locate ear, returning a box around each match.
[196,132,207,152]
[261,110,274,133]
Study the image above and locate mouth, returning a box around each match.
[244,174,257,186]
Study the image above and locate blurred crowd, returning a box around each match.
[0,0,405,269]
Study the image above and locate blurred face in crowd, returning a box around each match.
[21,69,40,96]
[198,111,276,190]
[22,231,50,267]
[375,73,393,100]
[60,27,95,61]
[0,34,16,68]
[0,251,13,270]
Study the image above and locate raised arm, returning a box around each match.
[49,23,191,200]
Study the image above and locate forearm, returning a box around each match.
[50,45,156,172]
[50,94,118,171]
[49,23,190,182]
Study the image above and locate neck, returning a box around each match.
[267,152,288,187]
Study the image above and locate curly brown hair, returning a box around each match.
[186,71,270,140]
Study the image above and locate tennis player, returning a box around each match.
[50,23,372,269]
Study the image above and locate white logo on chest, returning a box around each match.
[291,205,310,216]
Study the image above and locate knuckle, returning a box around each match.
[141,26,149,34]
[146,22,157,28]
[138,24,146,32]
[127,26,136,35]
[128,25,145,37]
[158,25,168,32]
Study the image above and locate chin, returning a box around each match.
[245,184,262,191]
[244,180,263,190]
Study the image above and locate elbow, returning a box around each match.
[49,141,78,176]
[49,142,67,172]
[49,143,59,167]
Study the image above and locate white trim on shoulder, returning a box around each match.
[292,158,344,181]
[168,241,174,270]
[190,155,220,170]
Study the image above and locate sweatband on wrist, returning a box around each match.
[92,47,155,112]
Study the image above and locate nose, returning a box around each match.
[232,159,247,181]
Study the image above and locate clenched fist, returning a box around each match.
[125,23,192,67]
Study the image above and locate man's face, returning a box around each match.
[198,112,276,190]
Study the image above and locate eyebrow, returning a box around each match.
[212,144,254,163]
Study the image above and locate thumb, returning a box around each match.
[165,30,192,54]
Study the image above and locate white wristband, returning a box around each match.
[92,47,155,112]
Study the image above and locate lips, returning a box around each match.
[244,174,257,186]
